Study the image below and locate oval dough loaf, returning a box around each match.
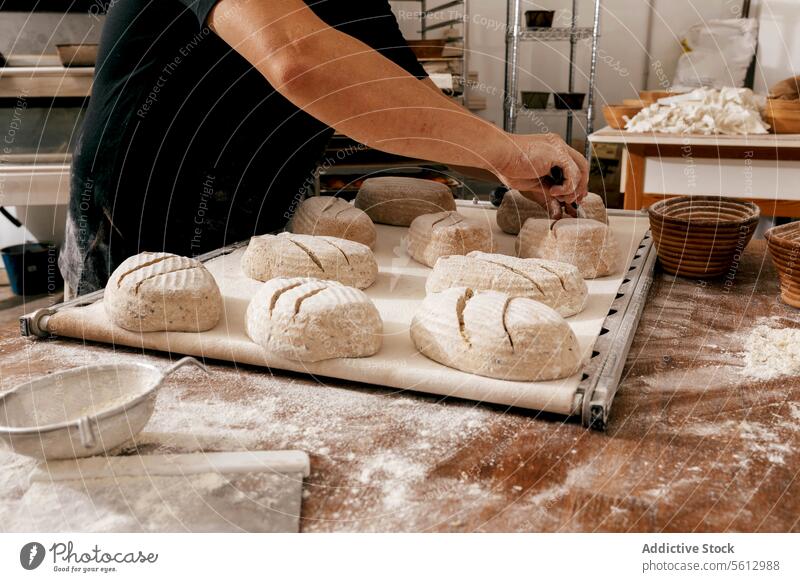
[515,218,619,279]
[290,196,376,248]
[104,252,222,332]
[580,192,608,224]
[241,232,377,289]
[426,251,588,317]
[246,277,382,362]
[354,176,456,226]
[407,211,494,267]
[410,287,582,381]
[496,189,549,234]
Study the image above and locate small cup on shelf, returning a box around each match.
[553,92,586,110]
[521,91,550,109]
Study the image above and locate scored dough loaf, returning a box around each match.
[104,252,222,332]
[289,196,376,248]
[407,211,494,267]
[241,232,378,289]
[354,176,456,226]
[246,277,382,362]
[516,218,619,279]
[426,251,588,317]
[410,287,582,382]
[496,189,549,234]
[580,192,608,224]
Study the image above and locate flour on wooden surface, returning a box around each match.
[742,324,800,380]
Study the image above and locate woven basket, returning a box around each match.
[765,221,800,308]
[648,196,760,278]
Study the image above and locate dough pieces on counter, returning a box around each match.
[579,192,608,224]
[354,176,456,226]
[290,195,376,248]
[426,251,588,317]
[104,252,222,332]
[241,232,377,289]
[516,218,619,279]
[407,211,494,267]
[410,287,582,382]
[496,189,549,234]
[246,277,382,362]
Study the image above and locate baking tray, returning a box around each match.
[20,203,654,429]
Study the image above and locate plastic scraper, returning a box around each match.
[11,450,310,532]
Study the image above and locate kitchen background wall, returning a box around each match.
[0,0,798,255]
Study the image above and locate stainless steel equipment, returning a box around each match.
[503,0,602,158]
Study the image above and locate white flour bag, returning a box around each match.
[672,18,758,91]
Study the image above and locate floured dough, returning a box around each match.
[104,252,222,332]
[354,176,456,226]
[290,196,376,248]
[246,277,382,362]
[407,211,494,267]
[426,251,588,317]
[241,232,377,289]
[580,192,608,224]
[496,189,549,234]
[410,287,582,381]
[516,218,619,279]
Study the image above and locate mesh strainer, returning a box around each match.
[0,357,207,460]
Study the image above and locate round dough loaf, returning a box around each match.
[104,252,222,332]
[580,192,608,224]
[426,251,588,317]
[246,277,382,362]
[354,176,456,226]
[515,218,619,279]
[290,196,376,248]
[496,189,549,234]
[407,211,494,267]
[241,232,377,289]
[410,287,582,381]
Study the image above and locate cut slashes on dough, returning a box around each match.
[241,232,378,289]
[426,251,588,317]
[516,218,619,279]
[290,196,376,248]
[104,252,222,332]
[246,277,383,362]
[407,211,494,267]
[410,287,582,381]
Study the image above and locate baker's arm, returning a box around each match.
[208,0,586,200]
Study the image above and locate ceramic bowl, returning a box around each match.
[765,222,800,308]
[525,10,556,28]
[638,90,681,104]
[602,104,642,129]
[648,196,760,278]
[763,108,800,134]
[521,91,550,109]
[553,92,585,110]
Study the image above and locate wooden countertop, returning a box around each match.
[589,126,800,148]
[1,241,798,532]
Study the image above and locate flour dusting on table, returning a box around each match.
[742,324,800,380]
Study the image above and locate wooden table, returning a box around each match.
[589,128,800,217]
[0,241,798,532]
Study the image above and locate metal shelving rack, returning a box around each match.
[503,0,601,158]
[401,0,469,106]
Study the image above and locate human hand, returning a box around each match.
[491,132,589,208]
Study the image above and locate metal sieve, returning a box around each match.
[0,357,207,460]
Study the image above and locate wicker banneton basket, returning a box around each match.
[765,222,800,308]
[648,196,760,278]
